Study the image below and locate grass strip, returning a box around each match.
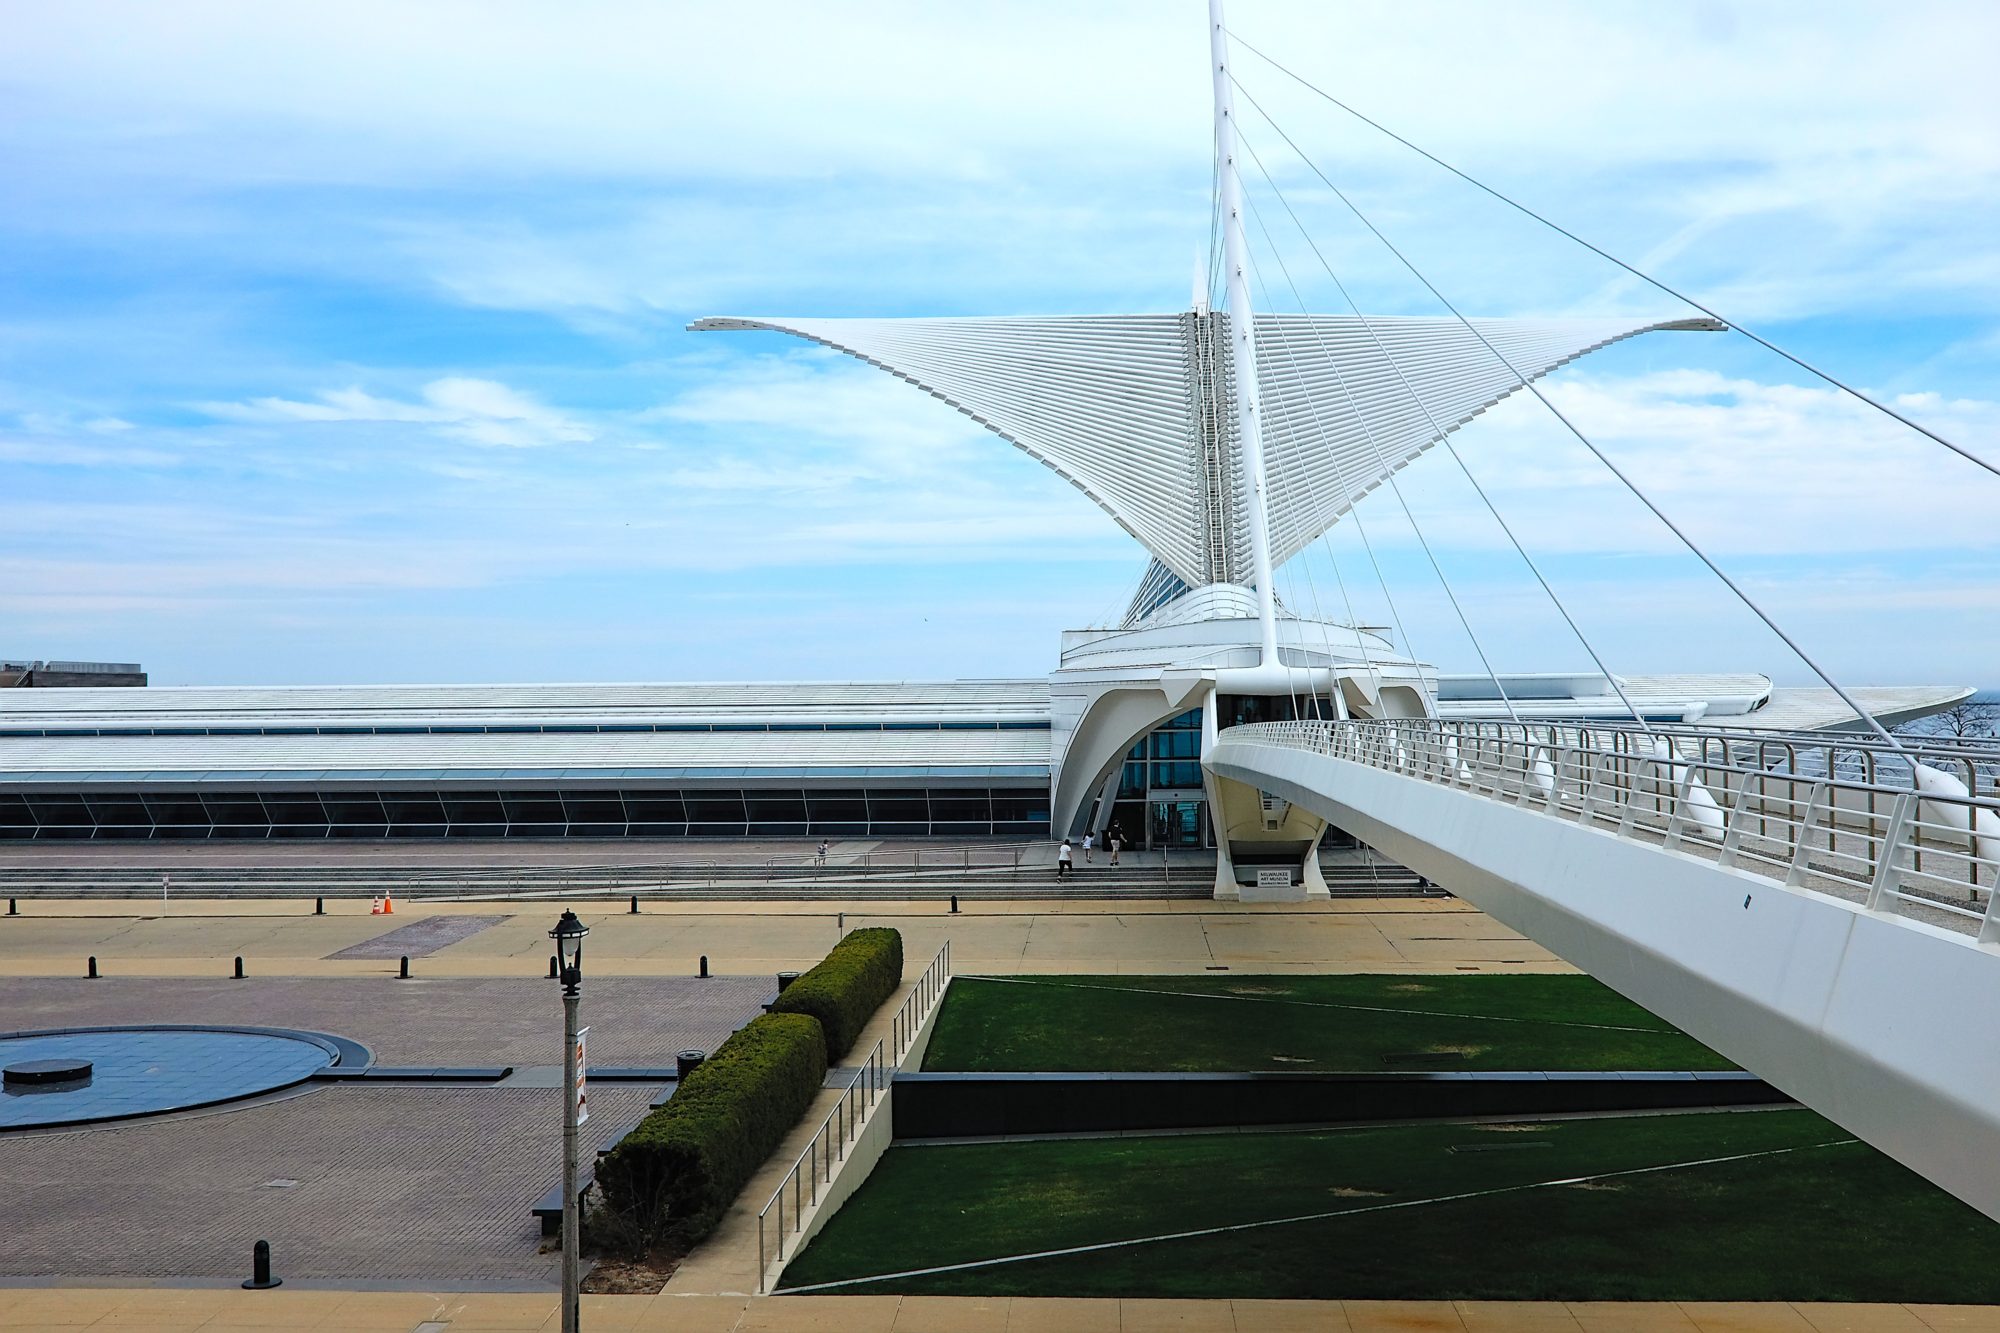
[923,973,1728,1072]
[780,1109,2000,1301]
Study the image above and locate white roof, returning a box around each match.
[0,679,1053,785]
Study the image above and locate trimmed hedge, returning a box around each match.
[769,927,904,1061]
[594,1011,827,1242]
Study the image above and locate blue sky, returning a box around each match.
[2,1,1996,687]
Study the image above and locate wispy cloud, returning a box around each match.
[198,377,592,447]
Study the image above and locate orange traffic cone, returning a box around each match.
[381,893,395,915]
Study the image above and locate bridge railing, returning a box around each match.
[1227,718,2000,944]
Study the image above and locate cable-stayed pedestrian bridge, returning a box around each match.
[1209,716,2000,1218]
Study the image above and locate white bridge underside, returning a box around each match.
[1210,733,2000,1223]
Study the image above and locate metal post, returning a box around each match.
[561,987,581,1333]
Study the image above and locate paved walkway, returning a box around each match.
[7,1291,1996,1332]
[0,897,1564,978]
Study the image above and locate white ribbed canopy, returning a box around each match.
[692,312,1720,585]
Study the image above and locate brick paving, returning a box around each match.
[0,975,770,1066]
[0,1084,657,1281]
[0,975,772,1282]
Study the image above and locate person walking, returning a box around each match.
[1057,839,1074,881]
[1108,826,1123,866]
[1083,831,1095,863]
[815,839,830,867]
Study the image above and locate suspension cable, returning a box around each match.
[1238,223,1383,721]
[1240,220,1523,725]
[1233,76,1908,752]
[1225,31,2000,486]
[1238,126,1656,737]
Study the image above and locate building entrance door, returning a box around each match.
[1150,799,1205,849]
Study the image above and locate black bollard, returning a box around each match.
[234,956,245,980]
[629,894,639,914]
[242,1238,282,1290]
[950,894,959,914]
[676,1048,706,1079]
[314,896,324,916]
[548,954,559,979]
[398,955,410,980]
[698,954,709,979]
[87,955,98,980]
[776,969,800,992]
[7,897,16,916]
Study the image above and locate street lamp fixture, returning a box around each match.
[549,908,590,1333]
[550,908,588,996]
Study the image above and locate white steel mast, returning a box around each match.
[1207,0,1282,669]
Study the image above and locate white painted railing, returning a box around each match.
[1228,719,2000,943]
[754,939,951,1290]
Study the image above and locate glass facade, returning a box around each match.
[0,786,1051,840]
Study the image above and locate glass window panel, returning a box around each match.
[621,793,685,823]
[322,793,388,827]
[806,791,867,822]
[745,790,807,822]
[684,793,747,823]
[144,792,210,827]
[81,794,150,828]
[262,795,329,826]
[626,822,686,837]
[686,822,747,837]
[806,820,866,837]
[991,791,1051,822]
[201,793,269,826]
[746,821,808,836]
[866,792,928,823]
[0,794,33,827]
[440,792,505,825]
[381,792,446,825]
[500,791,565,824]
[929,792,990,823]
[561,793,626,825]
[26,794,93,826]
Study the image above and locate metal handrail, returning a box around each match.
[755,938,952,1291]
[1225,718,2000,943]
[763,847,1027,872]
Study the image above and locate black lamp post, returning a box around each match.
[549,909,589,1333]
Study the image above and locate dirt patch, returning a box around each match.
[1425,1044,1487,1057]
[1474,1122,1551,1133]
[1564,1181,1627,1193]
[1329,1186,1391,1198]
[581,1254,678,1294]
[1271,1055,1316,1064]
[1386,983,1435,994]
[1226,985,1289,996]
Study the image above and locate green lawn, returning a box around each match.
[779,1109,2000,1301]
[921,974,1732,1072]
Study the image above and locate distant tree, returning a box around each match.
[1896,699,2000,742]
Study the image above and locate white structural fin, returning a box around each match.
[1252,313,1720,566]
[691,314,1212,585]
[689,312,1722,585]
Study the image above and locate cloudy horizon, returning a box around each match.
[3,1,1997,688]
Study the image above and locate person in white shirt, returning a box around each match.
[1057,839,1074,880]
[1082,831,1095,862]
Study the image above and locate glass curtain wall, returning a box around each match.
[0,786,1051,840]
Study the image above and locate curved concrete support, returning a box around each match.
[1210,733,2000,1223]
[1050,686,1195,838]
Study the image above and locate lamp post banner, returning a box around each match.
[574,1026,589,1126]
